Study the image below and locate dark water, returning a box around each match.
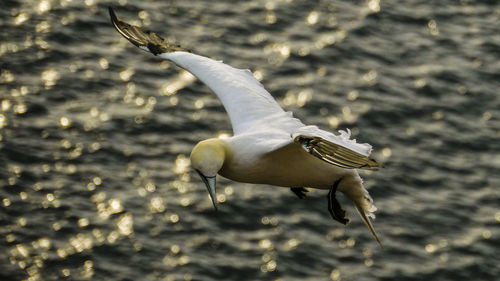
[1,0,499,280]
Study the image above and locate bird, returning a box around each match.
[109,8,383,246]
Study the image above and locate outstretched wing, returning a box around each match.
[294,135,381,170]
[109,8,381,171]
[109,8,286,135]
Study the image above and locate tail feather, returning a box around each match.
[338,174,381,246]
[354,202,382,247]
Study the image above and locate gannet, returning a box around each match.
[109,8,383,245]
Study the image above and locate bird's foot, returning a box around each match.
[290,187,308,199]
[327,178,350,225]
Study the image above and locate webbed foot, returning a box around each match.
[290,187,308,199]
[327,178,349,225]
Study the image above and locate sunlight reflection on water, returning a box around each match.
[1,0,499,280]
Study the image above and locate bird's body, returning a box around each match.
[159,52,369,189]
[109,8,383,245]
[220,135,348,189]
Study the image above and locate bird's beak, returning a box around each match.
[195,170,217,211]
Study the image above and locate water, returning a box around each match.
[1,0,499,280]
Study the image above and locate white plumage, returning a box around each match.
[110,8,383,246]
[162,51,373,155]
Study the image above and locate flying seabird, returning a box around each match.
[109,8,383,245]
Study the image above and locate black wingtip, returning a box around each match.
[109,7,118,25]
[108,7,135,46]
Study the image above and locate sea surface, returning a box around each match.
[1,0,499,280]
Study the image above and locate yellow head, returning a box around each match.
[190,138,228,210]
[190,138,227,177]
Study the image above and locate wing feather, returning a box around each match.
[295,135,381,170]
[109,8,287,135]
[109,8,382,170]
[109,8,186,54]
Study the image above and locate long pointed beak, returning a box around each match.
[195,170,217,211]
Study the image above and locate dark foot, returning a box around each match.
[290,187,308,199]
[327,178,349,225]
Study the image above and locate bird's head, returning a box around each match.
[190,138,228,210]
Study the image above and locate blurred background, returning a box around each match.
[1,0,499,280]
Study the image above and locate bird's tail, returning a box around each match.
[340,176,382,247]
[354,201,382,247]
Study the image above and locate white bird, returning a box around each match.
[110,8,383,245]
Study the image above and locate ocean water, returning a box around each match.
[1,0,499,280]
